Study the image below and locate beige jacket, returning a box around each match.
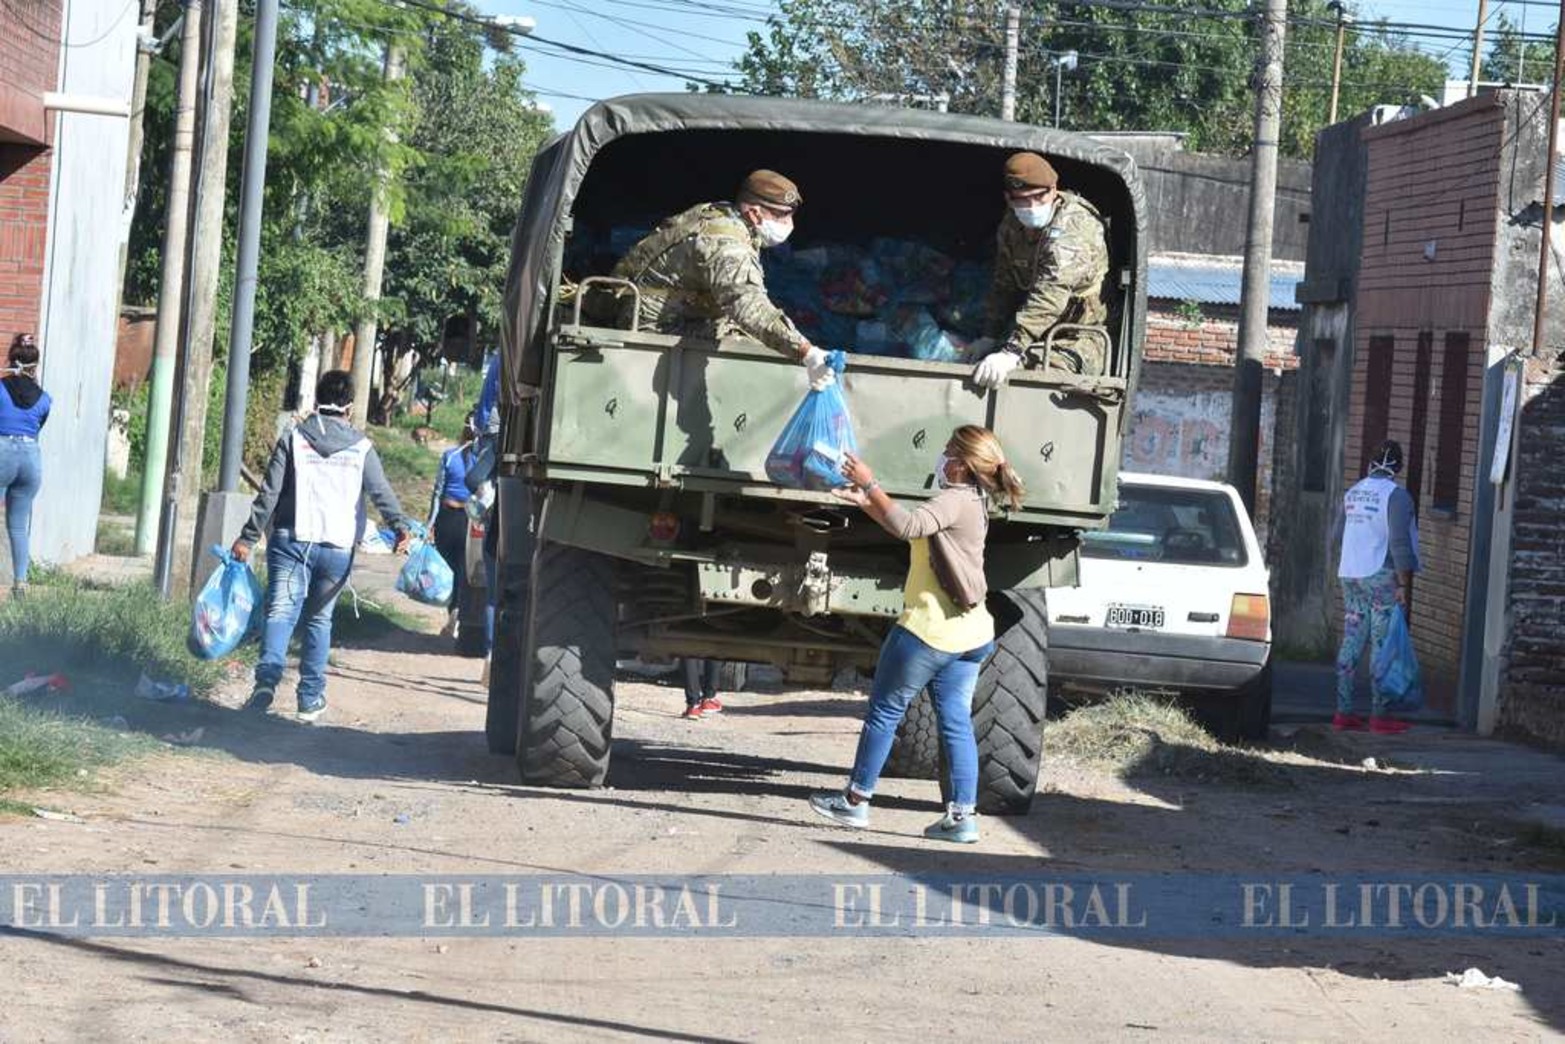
[881,487,989,609]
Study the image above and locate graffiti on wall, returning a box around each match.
[1123,387,1276,481]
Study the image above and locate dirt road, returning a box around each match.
[3,557,1563,1041]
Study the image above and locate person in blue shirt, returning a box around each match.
[432,417,477,635]
[1,333,50,598]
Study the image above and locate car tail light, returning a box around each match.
[649,512,680,542]
[1227,593,1270,641]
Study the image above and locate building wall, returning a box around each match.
[1124,359,1282,543]
[0,0,60,341]
[1345,97,1506,711]
[1500,349,1565,745]
[1143,301,1298,370]
[31,0,137,564]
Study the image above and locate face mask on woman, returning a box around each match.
[1011,198,1057,229]
[935,452,974,490]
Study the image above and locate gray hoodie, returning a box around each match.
[237,413,410,549]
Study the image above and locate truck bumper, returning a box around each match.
[1048,624,1270,694]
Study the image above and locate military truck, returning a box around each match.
[485,94,1147,814]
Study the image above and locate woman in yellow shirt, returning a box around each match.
[810,425,1024,844]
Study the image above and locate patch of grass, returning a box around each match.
[0,694,158,796]
[1047,694,1288,786]
[373,429,442,511]
[0,575,225,697]
[95,518,137,556]
[332,588,431,644]
[100,468,142,516]
[394,367,482,442]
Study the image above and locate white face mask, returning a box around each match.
[1011,198,1057,229]
[756,218,793,248]
[935,452,971,489]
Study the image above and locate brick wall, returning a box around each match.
[1499,350,1565,746]
[1344,99,1505,711]
[1144,301,1299,371]
[1124,359,1283,545]
[0,0,59,342]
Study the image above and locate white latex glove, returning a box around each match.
[803,346,836,391]
[964,335,998,362]
[973,349,1021,389]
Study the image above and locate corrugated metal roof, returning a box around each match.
[1147,253,1304,311]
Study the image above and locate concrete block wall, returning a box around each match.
[1345,97,1506,712]
[1500,349,1565,745]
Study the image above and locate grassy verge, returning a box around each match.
[95,517,137,556]
[394,366,482,442]
[332,586,432,644]
[0,575,226,697]
[1047,694,1288,786]
[0,694,158,799]
[373,430,442,511]
[101,468,142,516]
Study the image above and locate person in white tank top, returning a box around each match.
[1331,439,1420,734]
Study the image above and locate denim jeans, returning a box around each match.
[849,625,995,813]
[682,658,720,706]
[256,529,353,707]
[0,437,42,585]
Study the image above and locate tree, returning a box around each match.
[1485,12,1556,86]
[734,0,1445,157]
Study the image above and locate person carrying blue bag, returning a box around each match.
[231,370,413,724]
[397,522,455,607]
[1332,439,1421,734]
[765,349,854,490]
[189,546,265,659]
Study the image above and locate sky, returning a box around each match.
[472,0,1554,133]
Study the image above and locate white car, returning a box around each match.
[1046,472,1273,741]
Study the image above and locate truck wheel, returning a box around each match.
[484,558,529,755]
[454,581,489,658]
[973,590,1049,816]
[517,543,618,787]
[882,691,939,779]
[717,661,748,694]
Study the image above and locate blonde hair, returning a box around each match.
[949,425,1026,510]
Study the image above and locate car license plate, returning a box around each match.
[1106,604,1165,629]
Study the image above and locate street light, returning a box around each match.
[1052,50,1077,128]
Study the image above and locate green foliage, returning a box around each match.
[735,0,1446,158]
[0,695,159,797]
[125,0,553,394]
[0,577,225,697]
[393,365,483,440]
[1485,13,1556,87]
[1175,299,1205,328]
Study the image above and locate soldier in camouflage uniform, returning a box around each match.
[611,170,837,389]
[970,152,1112,389]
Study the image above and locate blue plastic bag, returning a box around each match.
[189,546,264,660]
[397,526,455,606]
[765,352,857,491]
[1373,605,1424,712]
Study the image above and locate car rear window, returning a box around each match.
[1082,485,1249,567]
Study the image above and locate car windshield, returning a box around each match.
[1082,484,1248,567]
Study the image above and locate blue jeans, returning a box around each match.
[0,437,42,585]
[849,625,995,813]
[256,529,353,707]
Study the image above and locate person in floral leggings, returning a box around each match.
[1332,440,1420,734]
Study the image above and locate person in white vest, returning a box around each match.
[1332,439,1420,734]
[232,371,413,722]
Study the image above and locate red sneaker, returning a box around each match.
[1332,713,1367,731]
[697,697,723,715]
[1369,716,1411,735]
[680,705,704,721]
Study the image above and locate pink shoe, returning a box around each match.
[697,697,723,715]
[1332,713,1366,731]
[1369,716,1411,735]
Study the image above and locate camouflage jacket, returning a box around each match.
[610,202,808,357]
[983,191,1110,357]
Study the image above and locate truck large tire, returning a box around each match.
[881,691,939,779]
[972,590,1049,816]
[517,542,618,787]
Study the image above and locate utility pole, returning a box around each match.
[1000,2,1020,121]
[154,0,238,598]
[351,43,406,420]
[134,0,204,556]
[216,0,281,492]
[1327,0,1347,124]
[1468,0,1489,98]
[1531,5,1565,357]
[1228,0,1287,515]
[1053,50,1077,128]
